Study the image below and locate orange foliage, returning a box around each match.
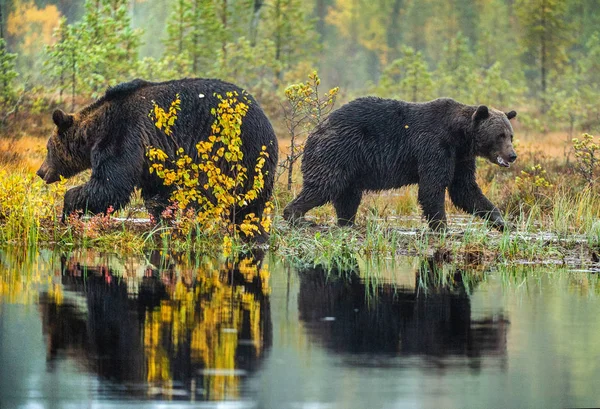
[7,1,61,57]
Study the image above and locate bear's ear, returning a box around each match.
[506,110,517,120]
[52,109,74,132]
[472,105,489,121]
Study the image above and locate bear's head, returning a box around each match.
[36,109,91,184]
[472,105,517,167]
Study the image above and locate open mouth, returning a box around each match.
[496,156,510,168]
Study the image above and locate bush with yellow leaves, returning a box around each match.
[572,133,599,188]
[147,91,273,250]
[510,163,554,212]
[280,71,339,190]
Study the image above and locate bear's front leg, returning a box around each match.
[417,184,447,231]
[62,185,86,222]
[62,179,133,222]
[449,162,507,231]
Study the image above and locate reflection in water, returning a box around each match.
[2,249,600,408]
[297,259,508,365]
[37,250,272,400]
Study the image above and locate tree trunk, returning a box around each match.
[274,0,281,61]
[287,131,295,191]
[192,0,199,73]
[387,0,403,61]
[0,0,4,40]
[0,1,6,92]
[221,0,228,63]
[178,0,184,54]
[250,0,263,46]
[540,0,547,113]
[71,47,76,112]
[316,0,326,43]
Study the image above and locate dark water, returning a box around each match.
[0,249,599,409]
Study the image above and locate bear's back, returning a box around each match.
[100,78,258,107]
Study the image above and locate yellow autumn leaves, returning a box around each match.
[147,91,273,246]
[149,93,181,136]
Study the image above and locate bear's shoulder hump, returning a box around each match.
[105,79,154,100]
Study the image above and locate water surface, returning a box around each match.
[0,248,599,408]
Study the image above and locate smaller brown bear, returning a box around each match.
[283,97,517,231]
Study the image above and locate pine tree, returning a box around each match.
[378,46,433,101]
[263,0,319,76]
[44,18,84,109]
[435,32,476,101]
[0,38,17,108]
[79,0,142,94]
[44,0,142,103]
[516,0,572,112]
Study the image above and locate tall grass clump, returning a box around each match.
[0,167,66,246]
[549,188,600,238]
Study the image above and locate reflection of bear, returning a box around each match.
[40,251,272,399]
[284,97,517,230]
[297,260,508,361]
[36,78,278,225]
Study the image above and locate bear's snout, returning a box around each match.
[36,162,60,184]
[508,152,517,163]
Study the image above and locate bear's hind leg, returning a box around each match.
[333,189,362,227]
[143,194,170,221]
[283,187,328,225]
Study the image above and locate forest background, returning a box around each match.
[1,0,599,134]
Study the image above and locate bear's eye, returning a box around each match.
[497,134,505,140]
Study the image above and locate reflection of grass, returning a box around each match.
[0,248,58,305]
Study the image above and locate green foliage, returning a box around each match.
[511,164,554,212]
[435,32,475,102]
[133,56,189,83]
[515,0,573,108]
[78,0,142,94]
[161,0,318,94]
[262,0,320,72]
[0,39,18,106]
[44,0,142,103]
[378,46,433,101]
[0,167,67,246]
[211,37,281,99]
[471,62,525,109]
[43,17,83,107]
[163,0,225,76]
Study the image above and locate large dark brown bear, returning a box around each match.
[283,97,517,231]
[37,78,278,226]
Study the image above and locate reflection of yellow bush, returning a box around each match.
[147,92,273,246]
[1,248,270,400]
[143,256,269,400]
